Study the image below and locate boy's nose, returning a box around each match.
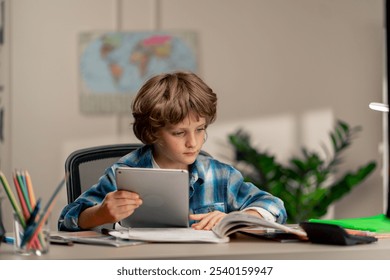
[185,133,197,148]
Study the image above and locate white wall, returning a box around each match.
[0,0,11,178]
[0,0,384,231]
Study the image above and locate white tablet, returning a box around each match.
[115,167,190,228]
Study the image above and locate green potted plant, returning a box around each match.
[228,120,377,223]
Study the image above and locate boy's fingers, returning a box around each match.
[189,213,207,220]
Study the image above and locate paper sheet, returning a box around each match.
[109,228,230,243]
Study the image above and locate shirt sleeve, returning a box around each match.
[227,165,287,224]
[57,165,118,231]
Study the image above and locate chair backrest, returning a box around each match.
[65,143,142,203]
[65,143,211,203]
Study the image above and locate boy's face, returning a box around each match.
[153,112,207,170]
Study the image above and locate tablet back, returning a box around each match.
[115,167,189,228]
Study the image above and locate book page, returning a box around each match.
[212,212,307,238]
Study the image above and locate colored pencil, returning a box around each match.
[25,171,37,207]
[11,171,43,250]
[0,171,25,227]
[21,177,66,247]
[16,171,32,212]
[12,172,30,219]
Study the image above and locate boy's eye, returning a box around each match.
[172,131,184,136]
[171,127,205,136]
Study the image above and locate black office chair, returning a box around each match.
[65,143,211,203]
[65,143,143,203]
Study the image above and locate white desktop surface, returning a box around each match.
[1,233,390,260]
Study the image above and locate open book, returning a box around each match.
[109,211,307,243]
[213,211,307,239]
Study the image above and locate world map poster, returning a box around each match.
[79,31,198,114]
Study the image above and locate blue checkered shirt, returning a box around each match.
[58,145,287,231]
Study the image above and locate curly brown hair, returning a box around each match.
[131,72,217,144]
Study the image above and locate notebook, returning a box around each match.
[115,167,190,228]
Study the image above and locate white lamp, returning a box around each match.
[369,102,389,112]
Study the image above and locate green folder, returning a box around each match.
[309,214,390,232]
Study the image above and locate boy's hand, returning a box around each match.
[189,211,227,230]
[78,190,143,229]
[97,190,143,223]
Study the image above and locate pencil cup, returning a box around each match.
[13,212,50,256]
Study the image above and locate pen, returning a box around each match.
[49,236,74,246]
[25,199,41,227]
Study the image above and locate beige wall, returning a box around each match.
[0,0,385,230]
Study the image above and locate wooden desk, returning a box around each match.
[1,233,390,260]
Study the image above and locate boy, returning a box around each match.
[58,71,287,231]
